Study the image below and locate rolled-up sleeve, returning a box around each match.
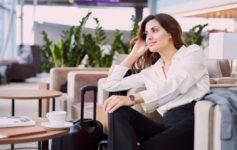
[103,65,145,92]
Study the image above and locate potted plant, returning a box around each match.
[40,12,92,72]
[184,24,208,46]
[40,13,139,71]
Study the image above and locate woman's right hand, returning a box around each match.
[130,39,148,58]
[121,39,148,68]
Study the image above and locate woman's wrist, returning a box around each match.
[127,94,143,106]
[121,54,139,68]
[128,95,136,106]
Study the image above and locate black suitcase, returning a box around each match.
[51,85,105,150]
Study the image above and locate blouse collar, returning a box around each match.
[154,45,187,67]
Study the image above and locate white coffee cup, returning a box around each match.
[46,111,66,127]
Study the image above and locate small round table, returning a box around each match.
[0,89,62,117]
[0,118,69,150]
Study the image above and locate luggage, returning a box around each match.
[51,85,105,150]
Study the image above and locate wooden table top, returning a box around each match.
[0,89,62,99]
[0,118,69,144]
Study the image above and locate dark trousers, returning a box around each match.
[108,102,195,150]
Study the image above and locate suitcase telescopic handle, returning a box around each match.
[80,85,98,124]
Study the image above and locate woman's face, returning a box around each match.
[144,19,172,53]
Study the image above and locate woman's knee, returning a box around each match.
[108,106,132,121]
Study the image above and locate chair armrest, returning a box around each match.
[194,100,215,150]
[212,104,221,150]
[194,100,222,150]
[97,78,109,105]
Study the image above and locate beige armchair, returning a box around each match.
[49,67,108,119]
[67,70,108,119]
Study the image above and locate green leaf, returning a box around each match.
[111,30,129,54]
[40,31,54,72]
[40,13,140,70]
[58,39,64,66]
[94,17,106,45]
[130,15,139,38]
[184,24,208,45]
[49,43,58,67]
[74,12,92,46]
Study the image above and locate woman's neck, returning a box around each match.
[159,45,177,65]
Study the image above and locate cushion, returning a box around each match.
[17,45,33,64]
[71,102,94,119]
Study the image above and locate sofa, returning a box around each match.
[7,45,41,82]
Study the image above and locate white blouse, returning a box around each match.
[103,44,210,115]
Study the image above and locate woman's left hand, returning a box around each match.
[103,95,134,113]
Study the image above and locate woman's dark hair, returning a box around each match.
[131,13,186,73]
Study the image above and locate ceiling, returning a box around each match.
[158,0,237,19]
[179,3,237,19]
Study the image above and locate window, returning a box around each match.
[0,5,3,50]
[0,0,16,59]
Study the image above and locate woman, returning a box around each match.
[103,13,209,150]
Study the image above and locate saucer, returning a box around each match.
[41,122,73,130]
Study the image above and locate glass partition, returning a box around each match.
[0,0,16,59]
